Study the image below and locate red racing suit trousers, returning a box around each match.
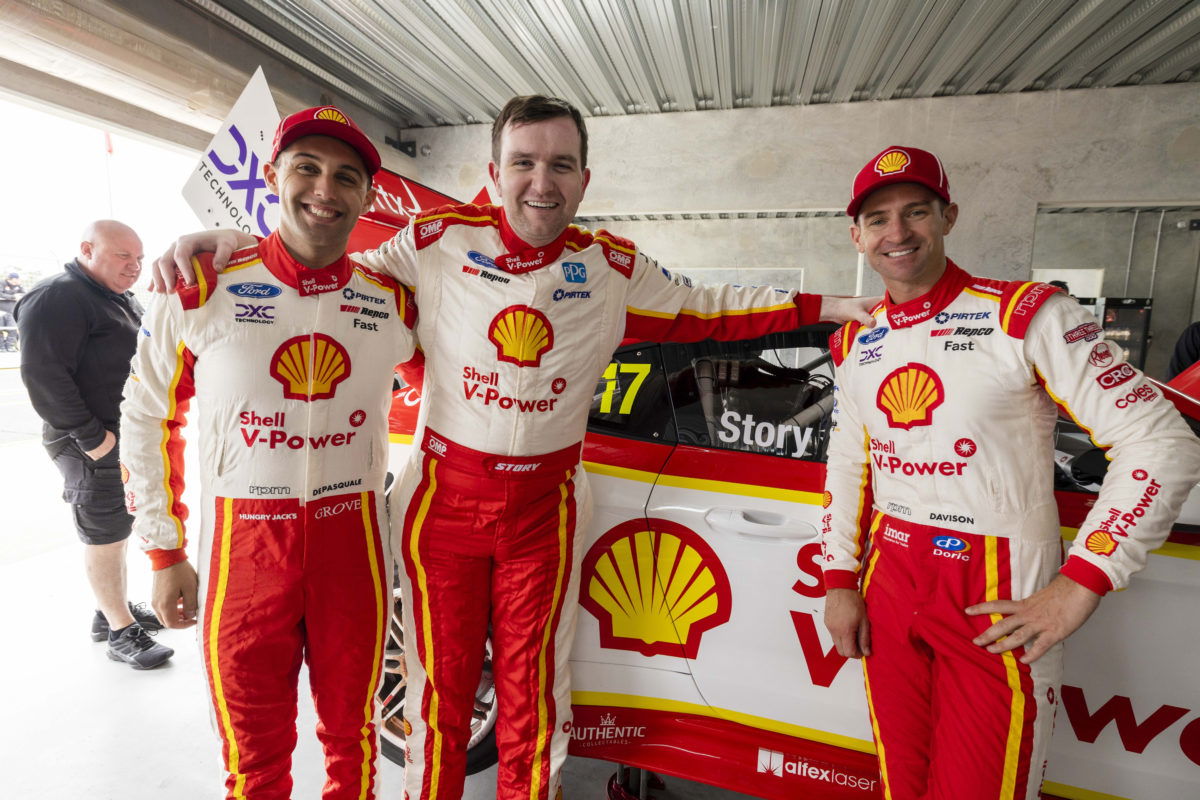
[860,514,1063,800]
[395,432,588,800]
[198,492,390,800]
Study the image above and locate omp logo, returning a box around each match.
[426,435,447,456]
[418,219,443,238]
[269,334,350,401]
[580,518,731,659]
[876,363,944,429]
[1097,363,1136,390]
[562,262,587,283]
[608,249,632,267]
[227,282,281,298]
[489,305,553,367]
[874,149,910,175]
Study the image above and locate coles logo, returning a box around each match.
[1089,342,1115,368]
[1096,363,1136,390]
[270,334,350,401]
[876,363,945,429]
[580,518,731,659]
[1116,383,1158,408]
[489,305,554,367]
[227,282,282,298]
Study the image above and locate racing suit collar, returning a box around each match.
[259,231,354,297]
[883,259,970,329]
[495,209,571,273]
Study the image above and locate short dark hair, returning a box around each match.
[491,95,589,169]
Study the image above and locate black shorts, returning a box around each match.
[48,440,132,545]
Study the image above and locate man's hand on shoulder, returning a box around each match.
[820,295,881,326]
[966,574,1102,664]
[150,230,255,293]
[152,560,200,629]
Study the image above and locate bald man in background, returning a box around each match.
[17,220,171,670]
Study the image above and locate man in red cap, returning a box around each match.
[821,145,1200,798]
[121,106,415,800]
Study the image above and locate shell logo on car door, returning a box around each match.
[579,517,732,659]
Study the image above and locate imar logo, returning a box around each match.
[562,262,587,283]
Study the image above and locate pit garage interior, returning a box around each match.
[1,1,1199,798]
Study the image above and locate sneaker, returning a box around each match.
[91,602,165,642]
[106,624,174,670]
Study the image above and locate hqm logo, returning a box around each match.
[580,519,732,659]
[876,362,944,429]
[489,305,554,367]
[270,334,351,401]
[874,149,911,175]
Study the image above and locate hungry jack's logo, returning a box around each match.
[874,149,911,175]
[877,363,944,429]
[580,518,732,659]
[270,334,351,401]
[489,305,554,367]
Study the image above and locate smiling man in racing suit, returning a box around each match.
[821,145,1200,799]
[121,107,415,800]
[157,95,878,800]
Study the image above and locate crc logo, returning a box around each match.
[562,262,587,283]
[269,334,351,401]
[227,282,282,298]
[580,518,731,659]
[858,326,888,345]
[235,303,274,321]
[876,363,945,429]
[1096,363,1136,390]
[1089,342,1115,368]
[489,305,554,367]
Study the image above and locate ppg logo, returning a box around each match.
[228,282,282,298]
[932,535,969,552]
[562,262,587,283]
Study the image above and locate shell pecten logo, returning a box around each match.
[874,149,910,175]
[489,305,554,367]
[314,107,349,125]
[1085,529,1118,557]
[580,518,732,659]
[876,362,944,429]
[270,333,352,401]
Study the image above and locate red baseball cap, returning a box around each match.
[846,146,950,217]
[270,105,381,175]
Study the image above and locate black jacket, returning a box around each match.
[15,260,144,451]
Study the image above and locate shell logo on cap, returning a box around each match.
[270,333,351,401]
[1085,530,1118,557]
[314,107,349,125]
[489,305,554,367]
[874,149,911,175]
[876,362,944,429]
[580,518,732,659]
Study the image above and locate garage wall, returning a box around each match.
[405,82,1200,371]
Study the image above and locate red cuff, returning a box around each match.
[822,568,861,591]
[147,547,189,571]
[1059,555,1113,596]
[794,293,822,326]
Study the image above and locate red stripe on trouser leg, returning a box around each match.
[400,455,494,800]
[303,492,389,800]
[202,497,305,800]
[491,470,579,800]
[862,517,1060,800]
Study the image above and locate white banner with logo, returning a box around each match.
[182,66,281,236]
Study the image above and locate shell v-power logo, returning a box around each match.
[270,334,351,400]
[489,305,554,367]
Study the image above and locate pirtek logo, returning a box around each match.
[1097,363,1136,390]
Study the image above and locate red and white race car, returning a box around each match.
[379,325,1200,800]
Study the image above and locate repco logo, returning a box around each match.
[1097,363,1136,390]
[315,498,362,519]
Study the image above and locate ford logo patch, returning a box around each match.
[227,282,282,298]
[932,535,969,552]
[467,251,497,269]
[858,326,888,345]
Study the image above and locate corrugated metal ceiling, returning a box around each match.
[188,0,1200,128]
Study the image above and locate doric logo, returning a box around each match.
[1085,529,1118,557]
[876,363,944,429]
[580,518,732,659]
[489,305,554,367]
[874,149,910,175]
[269,334,351,401]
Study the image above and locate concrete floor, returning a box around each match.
[0,353,749,799]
